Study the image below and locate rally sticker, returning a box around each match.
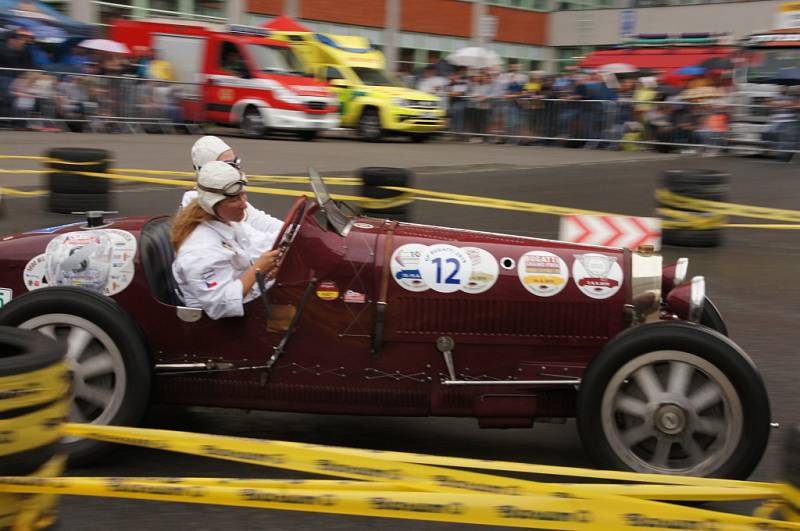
[419,244,472,294]
[0,288,12,309]
[316,280,340,301]
[461,247,499,294]
[343,290,366,304]
[390,243,429,292]
[573,253,624,299]
[23,254,48,291]
[517,250,569,297]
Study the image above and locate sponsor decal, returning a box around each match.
[368,497,465,515]
[0,288,11,308]
[390,243,428,292]
[572,253,623,299]
[624,514,720,530]
[343,290,366,304]
[240,489,337,506]
[352,222,375,230]
[419,244,472,294]
[23,254,48,291]
[517,251,569,297]
[496,505,593,523]
[316,280,339,301]
[460,247,499,295]
[315,459,403,480]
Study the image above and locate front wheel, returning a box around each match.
[357,108,382,142]
[577,321,770,479]
[241,107,265,138]
[0,287,151,465]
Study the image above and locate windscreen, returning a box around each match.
[247,44,305,74]
[352,67,401,87]
[744,48,800,82]
[308,167,351,236]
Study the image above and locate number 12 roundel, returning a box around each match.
[418,244,473,294]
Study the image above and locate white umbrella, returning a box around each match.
[446,47,501,69]
[79,39,131,55]
[598,63,637,74]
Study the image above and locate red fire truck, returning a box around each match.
[110,20,339,140]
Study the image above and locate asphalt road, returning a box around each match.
[0,133,798,530]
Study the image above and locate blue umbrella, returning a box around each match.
[675,65,706,76]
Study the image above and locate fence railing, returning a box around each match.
[0,67,796,156]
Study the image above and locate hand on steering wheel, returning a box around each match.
[269,197,307,274]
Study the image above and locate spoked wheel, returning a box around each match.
[0,287,151,465]
[577,321,770,479]
[241,107,265,138]
[357,108,382,142]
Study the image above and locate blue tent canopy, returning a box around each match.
[0,0,95,41]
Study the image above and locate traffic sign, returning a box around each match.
[559,215,661,250]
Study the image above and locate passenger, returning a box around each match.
[171,161,280,320]
[182,135,283,248]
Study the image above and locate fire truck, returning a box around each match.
[109,20,339,140]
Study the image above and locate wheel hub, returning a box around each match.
[655,403,686,435]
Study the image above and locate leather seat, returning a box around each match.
[140,217,183,306]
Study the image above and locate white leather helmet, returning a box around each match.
[191,136,232,172]
[196,161,245,215]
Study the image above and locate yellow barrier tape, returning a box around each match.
[0,187,48,197]
[0,476,797,531]
[656,188,800,223]
[8,455,65,531]
[0,400,68,458]
[0,363,70,414]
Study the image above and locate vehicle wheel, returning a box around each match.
[48,192,110,214]
[409,133,429,143]
[298,130,317,141]
[0,287,152,465]
[577,321,770,479]
[240,107,265,138]
[357,108,382,142]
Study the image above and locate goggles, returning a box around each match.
[223,157,242,171]
[197,179,247,197]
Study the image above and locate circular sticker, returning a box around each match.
[390,243,429,292]
[23,254,48,291]
[572,253,624,299]
[419,244,472,294]
[316,280,339,301]
[352,222,375,230]
[460,247,499,295]
[517,251,569,297]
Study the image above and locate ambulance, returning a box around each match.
[110,20,339,140]
[268,23,446,142]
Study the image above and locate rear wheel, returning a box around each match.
[577,321,770,479]
[241,107,265,138]
[0,287,151,465]
[357,108,382,142]
[298,130,318,141]
[409,133,430,143]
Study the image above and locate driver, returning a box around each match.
[182,136,283,249]
[171,161,280,320]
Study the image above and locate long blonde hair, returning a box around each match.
[171,199,215,251]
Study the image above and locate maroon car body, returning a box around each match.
[0,176,771,479]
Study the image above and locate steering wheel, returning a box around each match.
[270,195,308,272]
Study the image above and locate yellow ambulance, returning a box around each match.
[271,31,447,142]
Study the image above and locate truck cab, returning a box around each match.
[271,30,446,142]
[110,20,339,140]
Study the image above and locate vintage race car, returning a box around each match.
[0,171,771,479]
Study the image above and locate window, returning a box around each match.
[324,66,344,81]
[220,41,247,77]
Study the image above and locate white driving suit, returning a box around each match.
[172,220,275,320]
[181,190,284,241]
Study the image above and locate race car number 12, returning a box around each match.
[419,244,472,294]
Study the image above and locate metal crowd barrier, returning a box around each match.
[445,96,800,156]
[0,67,204,134]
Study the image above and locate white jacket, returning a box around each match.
[172,220,273,320]
[180,190,283,248]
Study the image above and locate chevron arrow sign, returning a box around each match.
[559,215,662,250]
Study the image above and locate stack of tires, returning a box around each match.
[358,167,413,222]
[0,326,68,530]
[47,148,111,214]
[658,169,729,248]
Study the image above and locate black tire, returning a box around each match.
[0,287,152,465]
[662,228,722,248]
[409,133,429,143]
[240,106,265,138]
[48,192,110,214]
[47,172,108,195]
[577,321,770,479]
[358,167,411,187]
[47,148,109,167]
[662,169,728,188]
[298,130,318,141]
[357,108,382,142]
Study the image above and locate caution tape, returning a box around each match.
[656,188,800,224]
[0,363,70,413]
